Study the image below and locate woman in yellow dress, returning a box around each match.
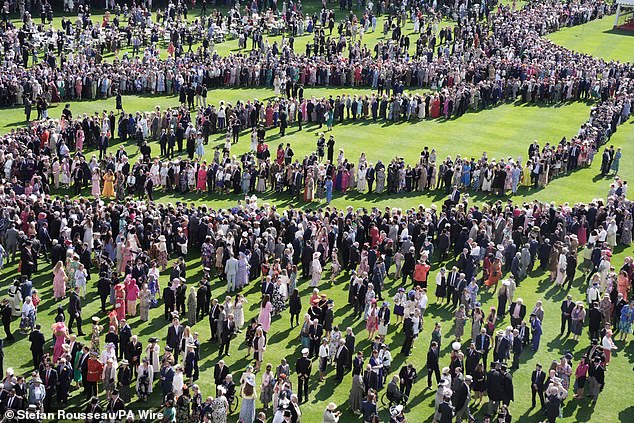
[102,170,115,198]
[522,160,533,187]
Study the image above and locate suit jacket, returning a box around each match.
[509,302,526,320]
[334,345,349,367]
[295,357,312,379]
[531,370,546,391]
[214,364,229,385]
[69,291,81,315]
[426,347,439,370]
[222,320,236,341]
[561,300,575,316]
[40,368,58,389]
[126,341,143,363]
[29,330,46,352]
[166,325,184,350]
[439,401,454,423]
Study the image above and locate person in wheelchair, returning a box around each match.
[386,375,407,405]
[222,374,236,405]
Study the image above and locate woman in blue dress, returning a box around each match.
[325,176,333,203]
[148,275,160,308]
[334,167,343,191]
[236,252,250,290]
[618,300,634,341]
[195,136,204,159]
[461,162,471,187]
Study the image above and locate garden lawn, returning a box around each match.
[1,6,634,423]
[546,14,634,63]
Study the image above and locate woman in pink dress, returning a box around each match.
[126,278,140,317]
[341,169,349,193]
[76,127,84,151]
[196,164,207,193]
[265,104,274,127]
[52,321,68,362]
[52,261,67,300]
[91,169,101,197]
[578,216,588,246]
[115,283,126,320]
[366,300,379,340]
[258,295,272,333]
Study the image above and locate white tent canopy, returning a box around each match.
[615,0,634,27]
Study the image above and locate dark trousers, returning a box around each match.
[219,337,231,355]
[84,380,97,399]
[532,387,544,407]
[164,302,174,320]
[68,313,83,335]
[297,377,309,402]
[401,335,413,356]
[43,387,55,411]
[32,349,43,369]
[561,315,571,335]
[427,367,440,387]
[100,293,108,312]
[3,320,13,341]
[309,339,319,358]
[209,319,218,341]
[336,363,345,382]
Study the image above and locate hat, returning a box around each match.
[158,235,166,242]
[149,337,158,343]
[439,379,449,387]
[165,346,173,352]
[326,402,337,411]
[465,375,473,382]
[92,317,100,323]
[120,359,129,365]
[391,404,404,416]
[301,348,309,355]
[246,376,256,386]
[452,341,461,351]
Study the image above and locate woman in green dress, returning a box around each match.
[73,343,84,388]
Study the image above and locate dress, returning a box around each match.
[52,322,67,362]
[139,289,150,321]
[234,301,245,328]
[53,268,67,299]
[239,392,256,423]
[91,173,101,197]
[211,396,228,423]
[258,302,272,332]
[102,173,115,197]
[619,305,634,334]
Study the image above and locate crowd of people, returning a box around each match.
[0,1,631,423]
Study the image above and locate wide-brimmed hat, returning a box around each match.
[326,402,337,411]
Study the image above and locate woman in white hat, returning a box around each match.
[310,252,322,287]
[323,402,341,423]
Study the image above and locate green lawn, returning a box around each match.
[547,15,634,63]
[1,5,634,423]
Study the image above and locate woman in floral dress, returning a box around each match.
[233,294,247,329]
[139,284,150,322]
[176,385,192,422]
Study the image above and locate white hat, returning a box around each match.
[452,341,461,351]
[326,402,337,411]
[301,348,309,355]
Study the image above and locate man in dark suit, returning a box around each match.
[40,361,58,412]
[426,341,440,388]
[352,351,364,376]
[560,295,575,337]
[334,339,349,383]
[166,317,184,364]
[2,388,22,414]
[126,335,142,378]
[261,276,274,297]
[531,363,546,408]
[56,358,73,405]
[219,315,236,356]
[208,299,220,342]
[453,375,472,422]
[511,328,523,370]
[398,363,417,398]
[67,286,84,336]
[401,312,415,356]
[308,319,323,359]
[500,363,514,406]
[214,360,229,386]
[509,299,526,328]
[29,324,46,369]
[438,393,455,423]
[119,320,132,361]
[85,397,103,423]
[295,348,312,403]
[465,342,481,376]
[1,299,14,342]
[366,164,376,193]
[106,389,126,413]
[486,362,503,415]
